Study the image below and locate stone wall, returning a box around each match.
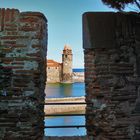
[83,12,140,139]
[44,97,85,114]
[47,66,62,83]
[0,8,47,140]
[62,46,73,83]
[72,72,84,83]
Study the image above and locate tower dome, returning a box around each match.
[64,45,72,50]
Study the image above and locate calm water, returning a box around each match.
[73,68,84,72]
[44,115,86,136]
[44,83,86,136]
[45,83,85,98]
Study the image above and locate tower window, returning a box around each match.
[65,55,67,58]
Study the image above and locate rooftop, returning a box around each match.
[47,59,61,67]
[64,45,72,50]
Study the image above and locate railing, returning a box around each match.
[45,102,93,105]
[45,113,94,117]
[44,102,95,129]
[44,125,95,129]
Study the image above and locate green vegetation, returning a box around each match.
[102,0,140,11]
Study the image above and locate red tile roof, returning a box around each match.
[47,59,61,67]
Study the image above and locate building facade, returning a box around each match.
[62,45,73,83]
[47,60,62,83]
[47,45,73,83]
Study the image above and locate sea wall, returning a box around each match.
[83,12,140,139]
[45,97,86,114]
[47,72,84,83]
[72,72,84,83]
[0,8,47,139]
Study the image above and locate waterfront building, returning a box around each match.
[47,45,73,83]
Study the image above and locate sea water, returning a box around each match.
[44,82,86,136]
[45,83,85,98]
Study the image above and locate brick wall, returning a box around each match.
[0,8,47,140]
[83,12,140,140]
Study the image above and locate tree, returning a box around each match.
[102,0,140,11]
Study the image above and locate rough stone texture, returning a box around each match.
[45,97,85,114]
[83,12,140,140]
[47,45,72,83]
[62,45,73,83]
[47,60,62,83]
[0,8,47,140]
[73,72,84,83]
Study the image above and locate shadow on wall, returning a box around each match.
[83,12,140,139]
[0,8,47,140]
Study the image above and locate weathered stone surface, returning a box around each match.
[72,72,84,82]
[47,59,62,83]
[83,12,140,140]
[0,8,47,139]
[62,45,73,83]
[83,12,116,49]
[47,45,73,83]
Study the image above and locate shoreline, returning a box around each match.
[47,72,84,83]
[44,97,86,115]
[46,81,84,84]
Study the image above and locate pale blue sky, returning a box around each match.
[0,0,116,68]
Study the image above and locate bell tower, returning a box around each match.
[62,45,73,83]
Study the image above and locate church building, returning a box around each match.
[47,45,73,83]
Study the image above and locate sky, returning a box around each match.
[0,0,116,68]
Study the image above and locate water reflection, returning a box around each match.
[44,115,86,136]
[45,83,85,98]
[44,83,86,136]
[60,84,72,97]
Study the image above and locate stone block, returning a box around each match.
[0,8,47,139]
[83,12,140,139]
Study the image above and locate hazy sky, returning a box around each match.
[0,0,115,68]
